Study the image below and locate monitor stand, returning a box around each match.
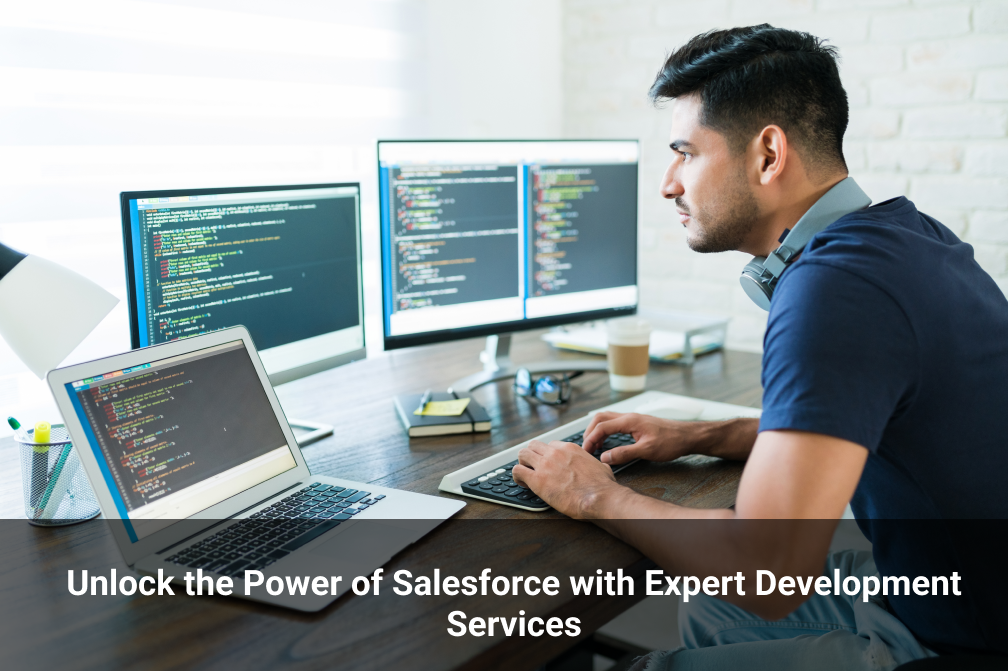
[287,419,334,447]
[448,334,608,394]
[271,351,367,448]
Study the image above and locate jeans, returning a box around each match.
[629,550,936,671]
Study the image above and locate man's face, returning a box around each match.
[659,96,760,253]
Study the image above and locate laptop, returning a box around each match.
[47,326,465,611]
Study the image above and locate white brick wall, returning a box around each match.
[563,0,1008,352]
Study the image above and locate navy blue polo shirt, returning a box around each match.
[760,196,1008,655]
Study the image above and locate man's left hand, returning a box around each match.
[512,440,623,519]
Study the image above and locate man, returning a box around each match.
[513,25,1008,668]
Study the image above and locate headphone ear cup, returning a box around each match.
[740,257,774,311]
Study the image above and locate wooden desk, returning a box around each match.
[0,331,762,670]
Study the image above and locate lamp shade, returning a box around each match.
[0,248,119,378]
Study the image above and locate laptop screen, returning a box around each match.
[65,340,297,540]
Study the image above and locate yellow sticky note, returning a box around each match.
[414,398,471,416]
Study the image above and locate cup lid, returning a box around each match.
[606,317,651,345]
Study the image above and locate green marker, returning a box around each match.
[9,417,49,507]
[6,416,28,442]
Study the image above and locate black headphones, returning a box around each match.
[739,177,872,310]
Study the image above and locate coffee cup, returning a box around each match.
[606,317,651,391]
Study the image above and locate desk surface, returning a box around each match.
[0,331,763,670]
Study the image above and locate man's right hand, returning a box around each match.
[581,412,703,465]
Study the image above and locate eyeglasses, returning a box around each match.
[513,368,578,405]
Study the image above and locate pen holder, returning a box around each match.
[16,424,100,526]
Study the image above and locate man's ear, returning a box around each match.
[751,125,787,186]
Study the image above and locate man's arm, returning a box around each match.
[513,429,868,619]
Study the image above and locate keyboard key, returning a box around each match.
[492,486,508,493]
[281,519,341,552]
[222,559,250,576]
[374,494,385,500]
[479,482,493,490]
[345,491,370,503]
[332,513,352,521]
[267,549,290,560]
[488,479,501,486]
[505,488,523,497]
[516,492,532,500]
[531,497,544,505]
[207,559,229,572]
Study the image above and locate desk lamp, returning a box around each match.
[1,241,117,525]
[0,241,118,379]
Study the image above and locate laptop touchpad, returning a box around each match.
[311,521,408,560]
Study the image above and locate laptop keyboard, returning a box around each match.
[163,482,385,577]
[459,431,637,510]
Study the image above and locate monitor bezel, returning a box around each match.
[119,182,366,381]
[376,139,640,351]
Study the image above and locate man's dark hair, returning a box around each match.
[649,24,848,176]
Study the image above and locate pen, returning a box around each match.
[34,443,72,520]
[416,389,433,415]
[38,443,79,520]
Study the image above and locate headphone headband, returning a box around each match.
[739,177,872,311]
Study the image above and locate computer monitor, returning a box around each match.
[120,183,365,443]
[378,140,639,389]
